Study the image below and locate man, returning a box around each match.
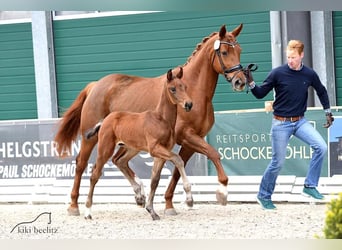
[245,40,334,210]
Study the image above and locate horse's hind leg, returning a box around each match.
[112,147,146,207]
[145,158,164,220]
[68,137,97,216]
[84,161,104,219]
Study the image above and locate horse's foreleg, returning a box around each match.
[145,158,164,220]
[68,138,97,216]
[112,147,146,207]
[200,143,228,206]
[170,153,193,208]
[178,133,228,205]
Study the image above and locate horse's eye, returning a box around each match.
[222,51,228,56]
[170,87,176,93]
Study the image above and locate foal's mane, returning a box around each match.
[182,31,218,67]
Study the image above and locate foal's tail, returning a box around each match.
[85,122,102,139]
[54,81,97,157]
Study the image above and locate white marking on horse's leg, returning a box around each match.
[218,183,227,195]
[216,183,228,205]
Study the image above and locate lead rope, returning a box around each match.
[244,63,258,93]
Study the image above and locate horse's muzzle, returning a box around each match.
[184,102,193,112]
[223,64,246,92]
[232,78,246,92]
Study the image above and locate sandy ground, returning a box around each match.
[0,202,328,239]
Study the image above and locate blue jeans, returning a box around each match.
[257,117,327,200]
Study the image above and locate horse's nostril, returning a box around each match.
[233,80,246,92]
[185,102,193,111]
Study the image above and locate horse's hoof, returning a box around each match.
[84,214,92,220]
[67,206,80,216]
[216,190,228,206]
[164,208,178,216]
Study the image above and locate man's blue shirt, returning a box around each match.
[251,64,330,117]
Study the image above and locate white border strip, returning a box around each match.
[0,11,162,25]
[0,18,31,25]
[52,11,162,21]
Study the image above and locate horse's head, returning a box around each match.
[211,24,246,92]
[166,67,193,112]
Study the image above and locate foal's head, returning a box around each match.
[166,67,193,112]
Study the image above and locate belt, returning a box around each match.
[274,115,302,122]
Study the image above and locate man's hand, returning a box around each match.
[244,63,258,85]
[245,68,254,84]
[323,112,334,128]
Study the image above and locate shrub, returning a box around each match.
[323,192,342,239]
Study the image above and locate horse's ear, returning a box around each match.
[231,23,243,37]
[176,67,183,79]
[167,69,173,82]
[219,25,226,39]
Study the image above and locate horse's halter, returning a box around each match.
[213,39,243,83]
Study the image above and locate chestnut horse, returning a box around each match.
[54,24,246,216]
[84,67,193,220]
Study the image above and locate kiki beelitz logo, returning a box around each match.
[10,212,58,235]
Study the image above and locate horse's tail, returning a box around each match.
[54,81,97,157]
[85,121,102,139]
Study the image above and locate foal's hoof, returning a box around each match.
[216,189,228,206]
[67,206,80,216]
[151,214,161,221]
[186,198,194,208]
[135,195,146,207]
[164,208,178,216]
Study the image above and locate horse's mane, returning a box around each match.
[182,31,218,67]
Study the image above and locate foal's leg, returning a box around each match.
[164,147,194,215]
[68,137,97,216]
[150,145,193,218]
[169,152,193,208]
[145,157,164,220]
[85,135,116,219]
[112,147,146,206]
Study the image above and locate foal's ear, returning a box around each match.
[167,69,173,82]
[176,67,183,79]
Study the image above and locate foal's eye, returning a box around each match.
[170,87,176,93]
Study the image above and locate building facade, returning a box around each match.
[0,11,341,120]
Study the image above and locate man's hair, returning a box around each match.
[287,40,304,54]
